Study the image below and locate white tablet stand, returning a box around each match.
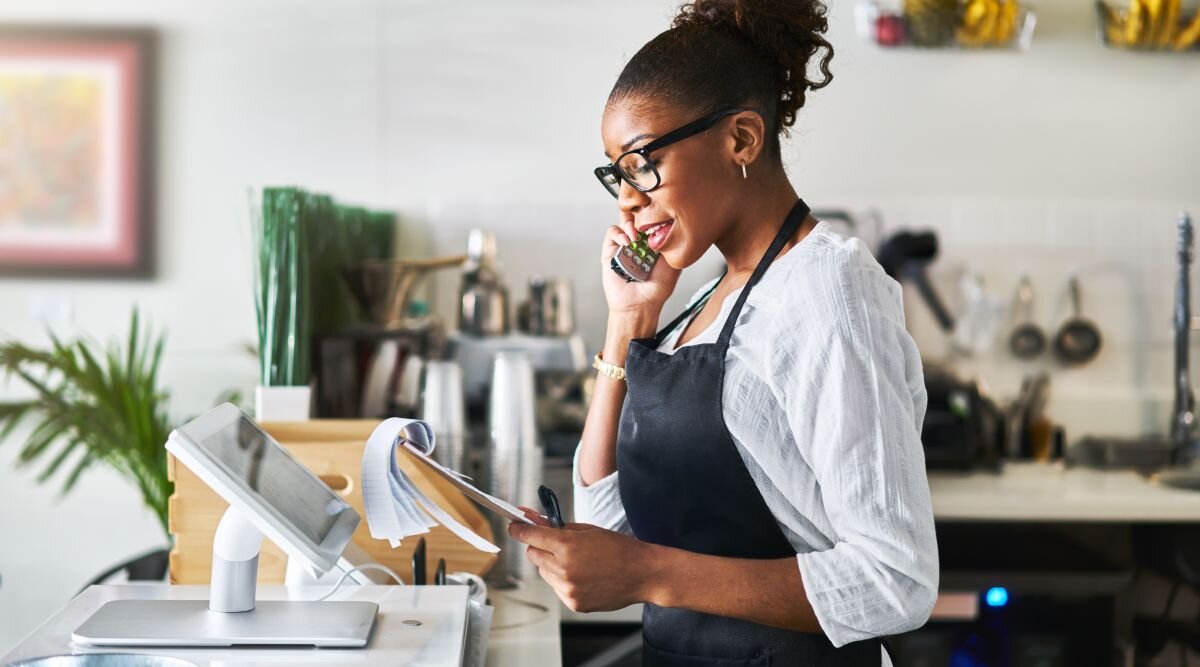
[210,505,268,613]
[211,505,386,612]
[73,507,381,649]
[71,405,382,648]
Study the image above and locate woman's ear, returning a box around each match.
[728,110,767,168]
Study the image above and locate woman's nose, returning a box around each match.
[617,179,649,214]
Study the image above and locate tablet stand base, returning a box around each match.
[72,599,379,648]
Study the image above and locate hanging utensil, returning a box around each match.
[1053,276,1102,366]
[1009,276,1046,360]
[878,230,955,332]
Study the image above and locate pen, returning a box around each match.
[538,484,565,529]
[412,537,427,585]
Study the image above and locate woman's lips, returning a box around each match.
[644,220,674,252]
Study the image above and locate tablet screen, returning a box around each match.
[201,415,354,545]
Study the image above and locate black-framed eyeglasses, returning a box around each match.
[594,107,760,199]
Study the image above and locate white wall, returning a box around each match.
[1,0,1198,652]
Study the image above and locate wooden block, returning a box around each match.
[167,420,496,585]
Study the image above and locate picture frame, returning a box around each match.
[0,26,156,278]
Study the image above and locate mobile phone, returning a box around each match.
[610,231,659,282]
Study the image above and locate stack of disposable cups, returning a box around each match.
[420,360,467,472]
[487,351,543,585]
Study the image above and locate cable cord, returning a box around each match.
[313,563,405,602]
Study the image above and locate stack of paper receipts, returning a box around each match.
[360,418,531,553]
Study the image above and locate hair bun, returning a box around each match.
[673,0,833,131]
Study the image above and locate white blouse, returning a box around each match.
[573,221,938,660]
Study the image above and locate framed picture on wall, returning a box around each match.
[0,27,156,278]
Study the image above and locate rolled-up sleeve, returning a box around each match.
[781,263,939,646]
[571,444,633,534]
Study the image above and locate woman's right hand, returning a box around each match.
[600,223,681,318]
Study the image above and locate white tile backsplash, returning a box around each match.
[416,196,1200,444]
[871,198,1200,442]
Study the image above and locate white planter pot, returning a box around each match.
[254,385,312,422]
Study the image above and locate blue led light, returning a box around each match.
[985,587,1009,608]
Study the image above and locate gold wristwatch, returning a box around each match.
[592,351,626,381]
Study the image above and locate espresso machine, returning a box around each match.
[449,229,589,414]
[312,256,464,419]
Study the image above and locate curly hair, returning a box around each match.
[608,0,834,161]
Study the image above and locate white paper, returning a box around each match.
[361,418,503,553]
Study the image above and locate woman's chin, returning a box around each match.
[659,247,697,271]
[658,247,681,269]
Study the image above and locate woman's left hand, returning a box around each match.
[508,511,660,613]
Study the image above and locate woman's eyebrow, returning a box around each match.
[621,133,656,152]
[604,133,657,160]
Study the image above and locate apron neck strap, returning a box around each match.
[716,198,811,347]
[653,275,724,345]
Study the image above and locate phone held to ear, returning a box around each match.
[610,231,660,282]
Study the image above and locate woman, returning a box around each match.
[508,0,938,664]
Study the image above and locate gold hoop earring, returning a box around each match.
[741,161,748,180]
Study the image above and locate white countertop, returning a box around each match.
[928,462,1200,522]
[486,580,561,666]
[1,583,561,667]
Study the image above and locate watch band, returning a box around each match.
[592,351,626,381]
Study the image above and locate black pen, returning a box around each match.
[538,484,565,529]
[412,537,427,585]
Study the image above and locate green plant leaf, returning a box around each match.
[62,450,96,495]
[0,309,173,537]
[0,401,35,443]
[36,436,81,484]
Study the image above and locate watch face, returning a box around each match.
[611,232,658,282]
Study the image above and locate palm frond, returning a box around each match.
[0,310,174,536]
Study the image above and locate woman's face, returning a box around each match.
[600,99,742,270]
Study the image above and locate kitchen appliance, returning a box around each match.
[517,275,576,336]
[458,229,510,336]
[878,230,956,332]
[313,256,461,419]
[449,331,588,409]
[921,365,1004,470]
[316,329,439,419]
[341,256,465,331]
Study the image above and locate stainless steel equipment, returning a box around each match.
[1142,212,1200,491]
[1172,212,1198,464]
[458,229,510,336]
[1009,275,1047,359]
[449,331,588,408]
[518,275,575,336]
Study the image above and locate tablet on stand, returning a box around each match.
[73,404,381,648]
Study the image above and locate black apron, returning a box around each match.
[617,199,883,666]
